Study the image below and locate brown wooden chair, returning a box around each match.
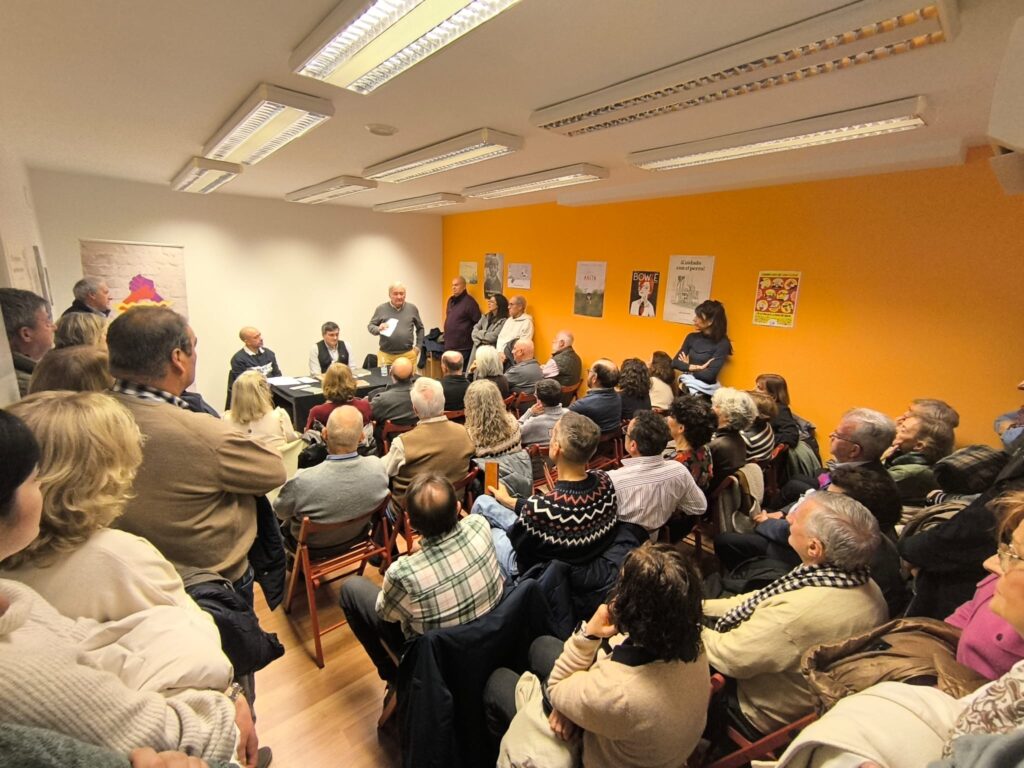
[587,428,625,471]
[559,380,581,407]
[511,392,537,417]
[502,393,517,411]
[393,466,480,551]
[443,408,466,424]
[380,419,415,454]
[282,494,394,668]
[759,443,789,504]
[525,443,555,493]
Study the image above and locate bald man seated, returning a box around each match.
[370,356,418,426]
[505,339,543,394]
[274,405,390,556]
[227,325,280,406]
[440,351,470,411]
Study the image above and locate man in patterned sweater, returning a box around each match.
[473,410,618,579]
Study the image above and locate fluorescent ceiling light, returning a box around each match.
[463,163,609,199]
[202,83,334,165]
[171,157,242,194]
[533,0,957,137]
[630,97,928,171]
[285,175,378,203]
[374,192,464,212]
[291,0,524,94]
[363,127,522,182]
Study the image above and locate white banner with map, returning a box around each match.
[80,239,188,319]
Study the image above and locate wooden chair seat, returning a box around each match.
[560,381,581,407]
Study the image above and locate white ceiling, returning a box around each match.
[1,0,1020,213]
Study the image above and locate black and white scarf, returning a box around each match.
[713,563,871,633]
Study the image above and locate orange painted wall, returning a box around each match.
[442,148,1024,450]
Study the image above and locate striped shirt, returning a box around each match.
[607,454,707,535]
[376,514,503,638]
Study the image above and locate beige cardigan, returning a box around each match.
[547,632,710,768]
[703,581,887,734]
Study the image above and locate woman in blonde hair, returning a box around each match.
[305,361,372,430]
[225,369,299,449]
[464,379,532,497]
[28,345,113,394]
[1,391,203,622]
[53,311,106,350]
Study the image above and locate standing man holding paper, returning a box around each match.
[367,282,424,369]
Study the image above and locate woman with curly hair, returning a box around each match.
[617,357,652,422]
[487,542,709,767]
[225,369,299,450]
[1,391,203,622]
[648,350,678,411]
[305,361,372,430]
[667,394,718,494]
[464,379,532,497]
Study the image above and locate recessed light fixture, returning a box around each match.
[363,127,522,182]
[170,157,242,194]
[366,123,398,136]
[291,0,524,94]
[373,192,464,212]
[285,175,378,203]
[203,83,334,165]
[629,96,928,171]
[463,163,609,199]
[533,1,957,136]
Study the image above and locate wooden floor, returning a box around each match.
[253,568,401,768]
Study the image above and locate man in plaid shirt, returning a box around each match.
[340,473,504,718]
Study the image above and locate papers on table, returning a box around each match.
[296,376,318,384]
[268,376,301,386]
[379,318,399,337]
[295,385,323,394]
[351,367,371,377]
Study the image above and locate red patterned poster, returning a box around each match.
[752,271,801,328]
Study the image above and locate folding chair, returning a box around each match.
[282,494,394,668]
[587,428,624,471]
[559,381,581,407]
[503,393,517,411]
[525,443,554,493]
[511,392,537,417]
[759,443,789,503]
[393,466,480,552]
[444,408,466,424]
[380,419,415,454]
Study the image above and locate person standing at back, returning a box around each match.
[443,276,480,368]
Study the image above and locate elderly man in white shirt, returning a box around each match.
[606,410,706,539]
[496,295,534,365]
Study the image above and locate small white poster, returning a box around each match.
[459,261,478,285]
[573,261,607,318]
[664,255,715,324]
[507,262,531,289]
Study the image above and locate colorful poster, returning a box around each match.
[507,262,531,289]
[483,252,503,297]
[573,261,606,317]
[664,255,714,324]
[753,271,801,328]
[80,239,188,319]
[459,261,478,285]
[628,270,660,317]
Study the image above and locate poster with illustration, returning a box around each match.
[574,261,607,317]
[664,255,714,324]
[459,261,478,285]
[507,262,531,289]
[752,270,801,328]
[628,270,660,317]
[80,239,188,319]
[483,253,504,297]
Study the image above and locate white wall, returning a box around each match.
[29,169,442,406]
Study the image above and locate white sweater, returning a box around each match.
[0,579,237,760]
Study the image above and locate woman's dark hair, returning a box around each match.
[618,358,650,399]
[694,299,727,343]
[829,465,902,531]
[755,373,791,406]
[0,410,40,522]
[669,395,717,448]
[608,543,703,662]
[649,351,678,393]
[492,294,509,319]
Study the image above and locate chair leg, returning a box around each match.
[283,548,302,614]
[301,556,325,669]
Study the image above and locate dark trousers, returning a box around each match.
[483,635,565,738]
[231,565,258,711]
[339,575,407,683]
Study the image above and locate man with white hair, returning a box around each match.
[496,295,533,365]
[505,339,543,394]
[382,376,474,503]
[702,491,886,735]
[367,282,424,368]
[62,277,111,317]
[539,329,582,389]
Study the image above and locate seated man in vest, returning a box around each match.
[702,491,886,736]
[569,359,622,433]
[473,411,618,580]
[539,330,582,389]
[340,473,504,718]
[519,378,565,446]
[274,405,389,556]
[505,339,543,395]
[382,376,474,506]
[308,320,349,376]
[439,350,470,411]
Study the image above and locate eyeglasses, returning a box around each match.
[997,543,1024,574]
[829,431,861,447]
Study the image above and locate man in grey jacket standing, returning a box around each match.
[367,282,424,369]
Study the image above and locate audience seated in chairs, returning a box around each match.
[505,339,544,395]
[703,491,886,736]
[709,388,756,493]
[339,474,504,723]
[883,413,955,505]
[471,344,511,398]
[28,345,113,394]
[742,390,777,463]
[485,543,709,768]
[666,393,718,495]
[607,410,706,540]
[224,370,300,451]
[616,357,652,422]
[305,362,372,431]
[569,359,622,434]
[370,356,418,426]
[519,378,565,447]
[465,379,533,498]
[440,350,471,411]
[472,411,618,582]
[274,405,390,558]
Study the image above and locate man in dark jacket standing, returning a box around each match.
[443,275,480,366]
[62,277,111,317]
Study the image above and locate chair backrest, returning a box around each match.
[587,429,625,471]
[452,465,480,509]
[381,419,416,453]
[444,409,466,424]
[526,443,555,491]
[503,393,517,411]
[512,392,537,417]
[711,475,752,536]
[295,492,392,543]
[560,381,581,407]
[265,438,306,504]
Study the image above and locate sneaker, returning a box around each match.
[256,746,273,768]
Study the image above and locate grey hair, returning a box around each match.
[410,376,444,419]
[514,339,535,358]
[0,287,49,340]
[711,387,756,430]
[803,491,880,569]
[843,408,896,460]
[474,346,503,378]
[388,281,407,294]
[72,277,105,302]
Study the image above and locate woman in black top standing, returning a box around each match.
[671,299,732,397]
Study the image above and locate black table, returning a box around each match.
[271,368,391,430]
